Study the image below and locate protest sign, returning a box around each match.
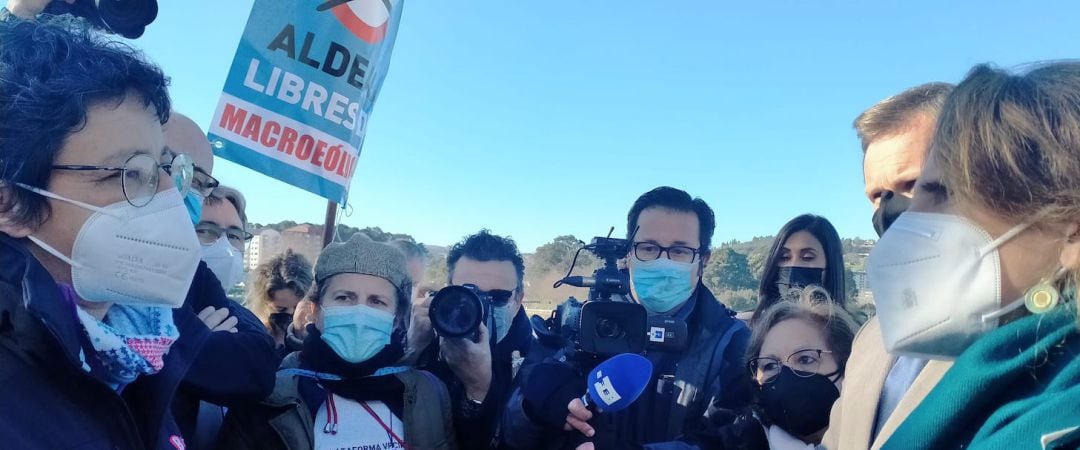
[209,0,403,205]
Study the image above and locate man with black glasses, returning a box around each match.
[504,186,752,449]
[164,113,279,450]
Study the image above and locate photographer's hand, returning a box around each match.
[7,0,73,19]
[440,324,493,402]
[407,290,436,354]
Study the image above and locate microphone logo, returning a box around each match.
[592,371,623,406]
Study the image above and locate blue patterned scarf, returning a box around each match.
[59,283,180,389]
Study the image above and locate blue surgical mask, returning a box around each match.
[491,304,514,343]
[184,191,204,225]
[632,258,695,314]
[320,304,395,363]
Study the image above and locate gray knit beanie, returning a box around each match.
[314,233,413,298]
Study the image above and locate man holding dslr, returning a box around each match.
[410,230,536,449]
[504,187,752,449]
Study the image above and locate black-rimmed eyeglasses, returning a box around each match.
[632,242,701,263]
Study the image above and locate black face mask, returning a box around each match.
[758,366,841,437]
[270,312,293,331]
[775,266,825,291]
[872,190,911,237]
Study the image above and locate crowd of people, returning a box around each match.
[0,4,1078,450]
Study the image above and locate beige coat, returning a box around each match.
[821,317,953,450]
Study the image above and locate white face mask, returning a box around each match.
[201,235,245,292]
[867,212,1031,360]
[17,184,200,308]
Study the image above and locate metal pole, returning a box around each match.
[322,201,338,248]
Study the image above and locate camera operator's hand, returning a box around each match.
[407,290,436,354]
[292,299,316,340]
[7,0,74,19]
[440,323,493,402]
[576,444,595,450]
[564,398,596,437]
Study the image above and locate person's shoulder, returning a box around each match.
[852,316,884,349]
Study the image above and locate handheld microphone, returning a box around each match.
[582,353,653,413]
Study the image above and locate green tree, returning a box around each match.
[424,255,449,287]
[716,289,758,312]
[844,266,858,300]
[533,235,592,274]
[703,247,757,293]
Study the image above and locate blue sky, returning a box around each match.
[10,1,1079,251]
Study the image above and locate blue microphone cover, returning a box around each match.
[586,353,653,412]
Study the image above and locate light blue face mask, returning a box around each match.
[320,304,395,363]
[631,258,696,314]
[184,191,203,225]
[490,303,514,343]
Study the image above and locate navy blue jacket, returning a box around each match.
[171,263,278,448]
[418,308,535,449]
[0,235,203,449]
[503,285,753,449]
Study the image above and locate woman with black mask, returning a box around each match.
[641,288,857,450]
[218,234,456,449]
[744,288,857,448]
[247,250,314,356]
[753,214,846,324]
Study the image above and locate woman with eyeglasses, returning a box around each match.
[0,16,208,449]
[752,214,847,325]
[742,287,857,448]
[641,287,856,450]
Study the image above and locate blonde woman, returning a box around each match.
[868,62,1080,449]
[247,250,314,353]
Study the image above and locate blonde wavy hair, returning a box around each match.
[935,61,1080,323]
[246,249,314,333]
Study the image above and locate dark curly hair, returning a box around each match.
[0,15,171,229]
[447,230,525,291]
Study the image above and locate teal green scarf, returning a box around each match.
[882,303,1080,450]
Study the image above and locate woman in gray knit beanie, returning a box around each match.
[219,233,456,450]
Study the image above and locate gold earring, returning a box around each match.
[1024,268,1067,314]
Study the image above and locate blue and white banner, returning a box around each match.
[208,0,404,204]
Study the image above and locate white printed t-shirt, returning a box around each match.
[314,395,405,450]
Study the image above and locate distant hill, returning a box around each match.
[247,221,874,317]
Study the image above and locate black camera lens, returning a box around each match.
[46,0,159,39]
[429,285,484,338]
[594,318,624,339]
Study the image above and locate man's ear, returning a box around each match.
[699,253,711,276]
[1060,223,1080,271]
[0,183,34,238]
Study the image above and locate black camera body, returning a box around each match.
[545,233,691,357]
[429,284,494,343]
[46,0,159,39]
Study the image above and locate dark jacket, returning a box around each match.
[171,263,278,449]
[417,308,535,449]
[503,285,753,449]
[216,352,457,450]
[0,235,203,449]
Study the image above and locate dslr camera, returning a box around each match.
[46,0,159,39]
[543,230,688,357]
[428,284,513,344]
